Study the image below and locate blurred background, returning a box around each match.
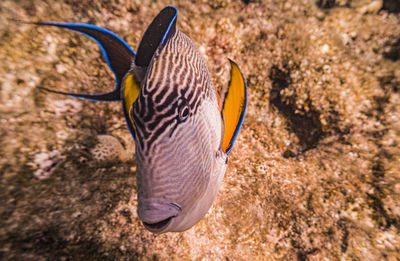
[0,0,399,259]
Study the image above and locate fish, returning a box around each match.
[29,6,247,233]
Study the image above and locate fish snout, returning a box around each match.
[138,200,181,232]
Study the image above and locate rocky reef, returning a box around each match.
[0,0,399,259]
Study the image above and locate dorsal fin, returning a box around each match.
[135,6,177,67]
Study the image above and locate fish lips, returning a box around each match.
[138,201,182,233]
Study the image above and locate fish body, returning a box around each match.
[30,6,247,233]
[133,29,228,232]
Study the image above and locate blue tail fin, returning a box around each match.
[33,21,136,101]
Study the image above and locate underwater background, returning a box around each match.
[1,0,399,259]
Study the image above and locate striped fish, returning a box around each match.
[31,6,247,233]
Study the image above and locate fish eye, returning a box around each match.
[180,106,189,119]
[178,100,190,122]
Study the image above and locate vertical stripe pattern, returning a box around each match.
[131,28,225,231]
[132,30,216,154]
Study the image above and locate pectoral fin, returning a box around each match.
[122,73,141,141]
[221,60,247,154]
[33,21,136,101]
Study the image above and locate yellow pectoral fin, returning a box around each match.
[123,73,140,140]
[221,60,247,154]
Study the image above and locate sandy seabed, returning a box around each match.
[1,0,399,260]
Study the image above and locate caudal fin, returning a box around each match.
[31,21,136,101]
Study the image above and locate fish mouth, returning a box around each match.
[143,216,174,231]
[139,202,181,233]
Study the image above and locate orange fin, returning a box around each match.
[221,60,247,154]
[122,73,141,141]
